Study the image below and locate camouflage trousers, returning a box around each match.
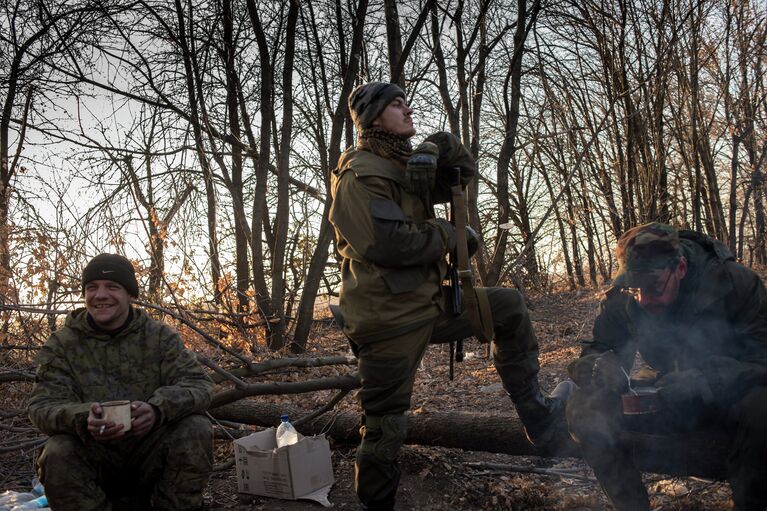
[37,413,213,511]
[352,287,541,510]
[567,386,767,511]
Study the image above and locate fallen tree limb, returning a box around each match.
[209,373,361,408]
[208,355,357,383]
[466,461,597,482]
[210,401,729,479]
[0,437,47,453]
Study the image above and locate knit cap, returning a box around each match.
[348,82,406,132]
[82,253,139,297]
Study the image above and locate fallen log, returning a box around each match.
[210,400,729,480]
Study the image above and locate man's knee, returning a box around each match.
[166,414,212,442]
[150,415,212,510]
[357,353,413,416]
[566,388,622,443]
[38,434,82,466]
[732,386,767,432]
[38,434,93,485]
[38,435,107,511]
[487,287,528,320]
[485,287,537,357]
[163,414,213,469]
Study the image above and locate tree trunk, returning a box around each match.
[174,0,221,302]
[487,0,538,286]
[291,0,370,351]
[245,0,278,347]
[268,0,300,350]
[540,164,575,290]
[384,0,404,88]
[211,401,729,480]
[223,0,248,313]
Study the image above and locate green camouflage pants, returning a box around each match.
[353,287,540,509]
[37,413,212,511]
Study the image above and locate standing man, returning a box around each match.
[566,223,767,510]
[28,253,214,511]
[329,81,572,510]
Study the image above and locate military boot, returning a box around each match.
[588,455,650,511]
[355,415,407,511]
[511,379,576,452]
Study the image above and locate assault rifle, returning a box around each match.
[447,166,465,380]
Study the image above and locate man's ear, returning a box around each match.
[676,256,688,279]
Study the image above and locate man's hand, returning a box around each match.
[129,401,158,437]
[406,141,439,196]
[591,351,630,394]
[656,369,714,408]
[87,402,125,442]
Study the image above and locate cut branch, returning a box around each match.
[209,373,361,408]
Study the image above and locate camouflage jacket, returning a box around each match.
[329,132,475,342]
[577,231,767,405]
[28,307,213,439]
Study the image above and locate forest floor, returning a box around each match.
[0,289,736,510]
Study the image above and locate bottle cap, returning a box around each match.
[280,414,289,422]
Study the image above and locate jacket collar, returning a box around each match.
[335,148,408,188]
[65,306,146,340]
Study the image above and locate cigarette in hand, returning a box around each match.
[99,425,106,435]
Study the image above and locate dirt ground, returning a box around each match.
[0,290,736,510]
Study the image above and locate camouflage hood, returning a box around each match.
[63,306,147,340]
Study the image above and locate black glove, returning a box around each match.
[425,132,476,187]
[465,226,480,257]
[406,141,438,196]
[656,369,714,408]
[591,351,630,393]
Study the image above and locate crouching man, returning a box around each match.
[28,254,214,511]
[566,223,767,510]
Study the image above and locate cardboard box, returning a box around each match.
[234,428,334,502]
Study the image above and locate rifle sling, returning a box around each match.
[450,183,494,342]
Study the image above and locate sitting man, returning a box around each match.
[28,253,214,511]
[566,223,767,511]
[330,81,573,511]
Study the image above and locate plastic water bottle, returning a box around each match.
[275,415,299,447]
[29,480,43,498]
[0,477,44,509]
[9,495,48,510]
[0,493,35,506]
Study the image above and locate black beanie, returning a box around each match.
[82,254,139,297]
[348,82,406,132]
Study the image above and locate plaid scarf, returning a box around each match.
[357,128,412,165]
